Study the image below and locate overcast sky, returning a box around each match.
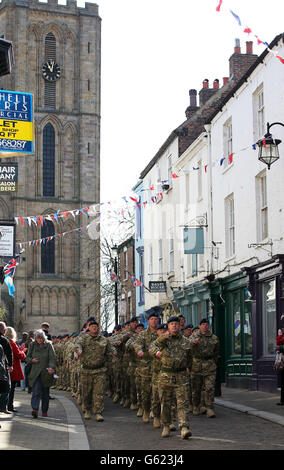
[78,0,284,204]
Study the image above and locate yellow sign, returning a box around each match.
[0,90,34,156]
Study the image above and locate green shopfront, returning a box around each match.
[210,272,253,388]
[174,271,253,388]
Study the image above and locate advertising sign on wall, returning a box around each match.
[0,90,33,155]
[0,221,16,257]
[0,163,18,192]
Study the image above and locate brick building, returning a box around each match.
[0,0,101,335]
[117,236,136,323]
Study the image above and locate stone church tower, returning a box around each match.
[0,0,101,335]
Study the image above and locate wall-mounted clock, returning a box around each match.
[42,60,61,81]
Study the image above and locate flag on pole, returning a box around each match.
[131,275,142,287]
[110,271,118,282]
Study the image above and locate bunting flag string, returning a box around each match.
[216,0,284,65]
[13,205,93,229]
[16,222,93,251]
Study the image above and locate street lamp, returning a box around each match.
[111,244,119,327]
[256,122,284,169]
[0,37,14,77]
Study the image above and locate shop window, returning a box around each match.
[232,291,241,355]
[262,279,276,355]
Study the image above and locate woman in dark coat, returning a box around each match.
[0,343,10,394]
[5,327,26,412]
[25,329,56,418]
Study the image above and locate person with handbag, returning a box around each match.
[276,327,284,406]
[25,329,56,418]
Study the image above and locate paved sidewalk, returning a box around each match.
[0,388,89,450]
[215,385,284,427]
[1,385,284,450]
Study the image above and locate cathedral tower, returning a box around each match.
[0,0,101,334]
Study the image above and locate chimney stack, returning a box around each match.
[202,79,209,88]
[189,89,197,107]
[234,38,241,54]
[213,79,219,89]
[229,38,258,80]
[185,89,199,119]
[246,41,253,54]
[199,79,219,106]
[223,77,229,85]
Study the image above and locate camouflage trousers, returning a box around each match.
[113,360,122,398]
[191,372,216,409]
[135,368,142,409]
[136,366,152,413]
[151,372,161,418]
[128,364,137,405]
[121,360,130,401]
[158,371,189,428]
[81,367,106,414]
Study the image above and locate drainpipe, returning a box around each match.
[204,123,214,276]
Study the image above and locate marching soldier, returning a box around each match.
[74,320,114,421]
[189,318,219,418]
[150,316,192,439]
[133,312,158,423]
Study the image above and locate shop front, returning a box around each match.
[243,254,284,393]
[210,272,252,388]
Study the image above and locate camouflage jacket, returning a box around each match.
[189,330,219,375]
[149,332,191,372]
[133,327,158,368]
[74,333,113,371]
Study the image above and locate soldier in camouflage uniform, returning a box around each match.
[150,323,166,428]
[120,321,132,407]
[74,320,114,421]
[150,316,192,439]
[109,325,124,404]
[125,321,144,411]
[189,318,219,418]
[133,312,158,423]
[123,316,139,409]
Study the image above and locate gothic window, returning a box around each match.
[43,123,55,196]
[44,33,56,109]
[41,220,55,274]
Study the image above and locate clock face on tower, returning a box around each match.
[42,60,61,81]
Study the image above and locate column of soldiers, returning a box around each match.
[51,313,219,439]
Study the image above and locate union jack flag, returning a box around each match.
[4,258,18,277]
[131,275,142,287]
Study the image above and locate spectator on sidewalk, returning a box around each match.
[41,322,52,341]
[25,329,56,418]
[5,327,26,412]
[25,331,35,393]
[276,326,284,406]
[18,332,28,391]
[0,322,13,414]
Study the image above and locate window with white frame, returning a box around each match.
[158,239,163,279]
[223,117,233,169]
[256,171,268,241]
[253,85,265,141]
[168,229,174,272]
[225,194,235,258]
[167,155,172,188]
